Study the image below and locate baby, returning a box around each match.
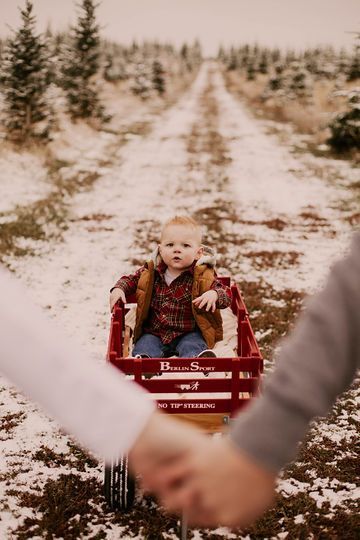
[109,216,232,358]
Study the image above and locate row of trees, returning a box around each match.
[0,0,103,142]
[219,40,360,153]
[219,42,360,84]
[0,0,202,144]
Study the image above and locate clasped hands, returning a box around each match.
[129,413,276,528]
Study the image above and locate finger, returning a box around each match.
[186,502,220,528]
[161,482,197,513]
[141,456,193,495]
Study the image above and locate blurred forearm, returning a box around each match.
[230,233,360,472]
[0,268,154,461]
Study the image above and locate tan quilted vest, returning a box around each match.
[133,261,223,348]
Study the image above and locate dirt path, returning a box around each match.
[0,62,358,539]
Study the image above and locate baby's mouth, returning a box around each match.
[172,256,182,261]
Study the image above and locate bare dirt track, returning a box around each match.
[0,62,359,539]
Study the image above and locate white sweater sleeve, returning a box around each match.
[0,268,155,462]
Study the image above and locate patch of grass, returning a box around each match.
[32,442,98,471]
[0,169,100,263]
[237,280,305,360]
[66,440,99,471]
[187,72,231,171]
[110,495,179,538]
[262,218,287,231]
[239,491,360,539]
[0,412,26,435]
[73,213,114,222]
[243,250,300,270]
[14,474,106,540]
[123,121,152,137]
[46,158,74,176]
[299,210,328,223]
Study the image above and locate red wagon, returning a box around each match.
[104,277,263,512]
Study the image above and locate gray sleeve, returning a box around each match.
[230,232,360,472]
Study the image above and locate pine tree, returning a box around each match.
[227,47,238,71]
[287,62,313,101]
[0,0,52,142]
[60,0,108,121]
[130,58,152,99]
[327,88,360,152]
[152,60,165,95]
[247,59,256,80]
[268,62,284,91]
[347,33,360,81]
[258,51,268,74]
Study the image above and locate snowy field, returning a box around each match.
[0,61,359,539]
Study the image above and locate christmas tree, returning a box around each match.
[130,57,152,99]
[152,60,166,95]
[327,88,360,152]
[347,33,360,81]
[0,0,52,143]
[60,0,108,121]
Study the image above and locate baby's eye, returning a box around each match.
[183,243,191,248]
[166,243,173,247]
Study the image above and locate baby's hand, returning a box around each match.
[109,288,126,312]
[193,290,218,312]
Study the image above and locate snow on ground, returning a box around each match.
[0,61,358,538]
[0,84,161,217]
[0,148,51,214]
[213,67,356,294]
[0,64,212,538]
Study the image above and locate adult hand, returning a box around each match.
[153,436,276,528]
[129,412,206,492]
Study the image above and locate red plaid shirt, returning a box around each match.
[113,261,232,344]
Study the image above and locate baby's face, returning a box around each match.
[159,225,202,272]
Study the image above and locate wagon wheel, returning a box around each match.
[104,455,136,511]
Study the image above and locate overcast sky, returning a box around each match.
[0,0,359,55]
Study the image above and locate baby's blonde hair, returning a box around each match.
[161,215,202,243]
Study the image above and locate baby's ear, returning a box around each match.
[195,245,203,260]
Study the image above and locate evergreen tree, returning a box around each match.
[287,62,313,101]
[347,33,360,81]
[247,59,256,80]
[227,47,238,71]
[327,88,360,152]
[268,62,284,91]
[258,51,268,74]
[130,58,152,99]
[152,60,165,95]
[60,0,108,121]
[0,0,52,142]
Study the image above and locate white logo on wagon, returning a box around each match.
[159,361,214,372]
[175,381,200,391]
